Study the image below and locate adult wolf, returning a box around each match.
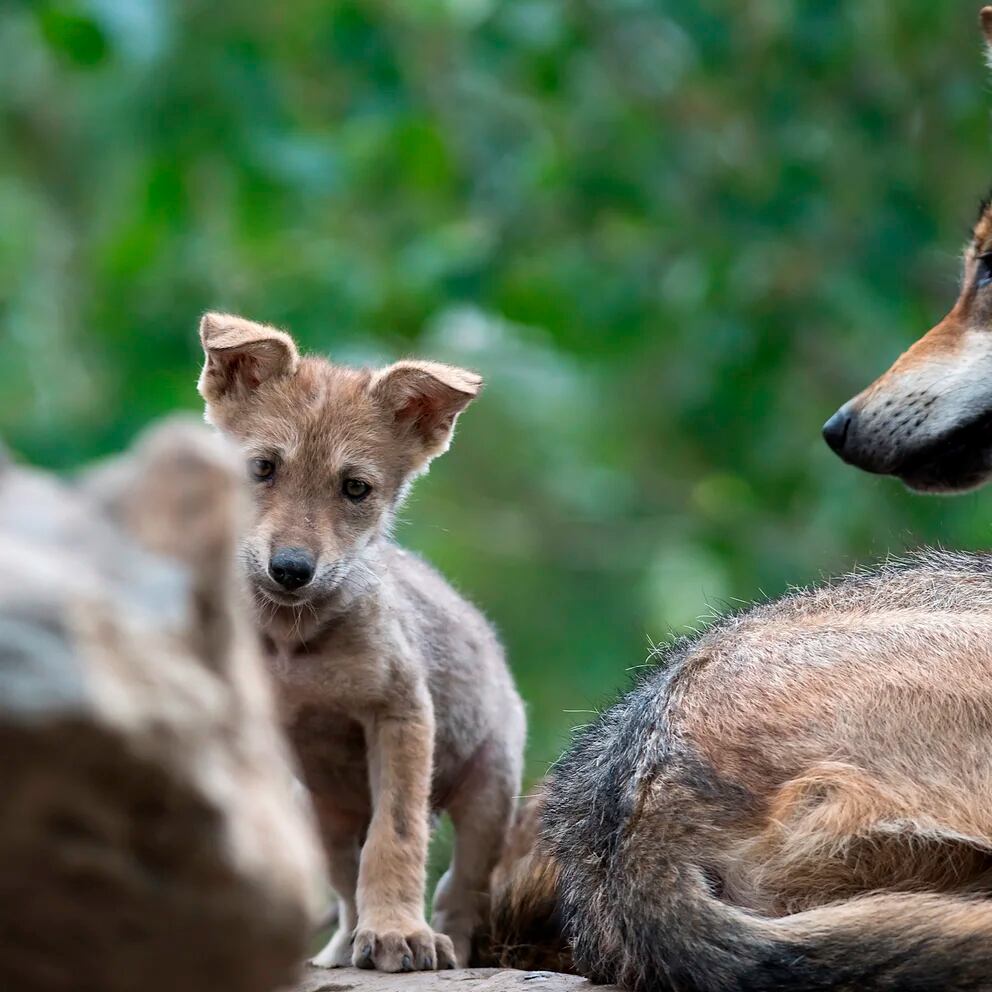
[491,18,992,992]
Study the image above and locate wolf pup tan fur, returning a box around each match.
[197,312,525,973]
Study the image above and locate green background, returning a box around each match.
[3,0,992,786]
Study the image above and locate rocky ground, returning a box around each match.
[294,966,613,992]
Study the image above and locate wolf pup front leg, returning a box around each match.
[197,312,524,973]
[354,688,454,970]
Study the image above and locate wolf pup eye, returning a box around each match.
[342,478,372,501]
[249,458,275,481]
[978,253,992,289]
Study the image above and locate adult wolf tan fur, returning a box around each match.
[491,16,992,990]
[197,312,525,973]
[495,551,992,990]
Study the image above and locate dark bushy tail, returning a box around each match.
[582,855,992,992]
[491,782,992,991]
[544,687,992,992]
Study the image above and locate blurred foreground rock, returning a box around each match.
[294,967,611,992]
[0,416,325,992]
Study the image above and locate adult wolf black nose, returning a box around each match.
[269,547,315,591]
[822,406,852,457]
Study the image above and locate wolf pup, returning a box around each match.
[197,312,525,973]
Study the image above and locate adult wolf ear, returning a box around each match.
[371,360,483,462]
[197,312,300,403]
[981,6,992,50]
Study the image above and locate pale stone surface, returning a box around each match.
[0,418,326,992]
[294,967,612,992]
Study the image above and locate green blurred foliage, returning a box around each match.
[3,0,992,781]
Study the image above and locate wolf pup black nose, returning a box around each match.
[269,547,315,590]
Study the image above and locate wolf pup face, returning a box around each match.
[197,312,481,608]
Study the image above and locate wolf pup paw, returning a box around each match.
[352,923,457,971]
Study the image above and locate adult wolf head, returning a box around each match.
[823,11,992,492]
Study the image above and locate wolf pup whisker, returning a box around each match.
[197,312,525,973]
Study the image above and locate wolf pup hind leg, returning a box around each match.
[197,312,525,972]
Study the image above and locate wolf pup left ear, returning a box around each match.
[371,360,483,461]
[197,312,300,402]
[981,6,992,53]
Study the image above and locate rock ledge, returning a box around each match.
[295,967,614,992]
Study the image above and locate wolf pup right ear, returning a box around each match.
[197,312,300,403]
[371,360,483,463]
